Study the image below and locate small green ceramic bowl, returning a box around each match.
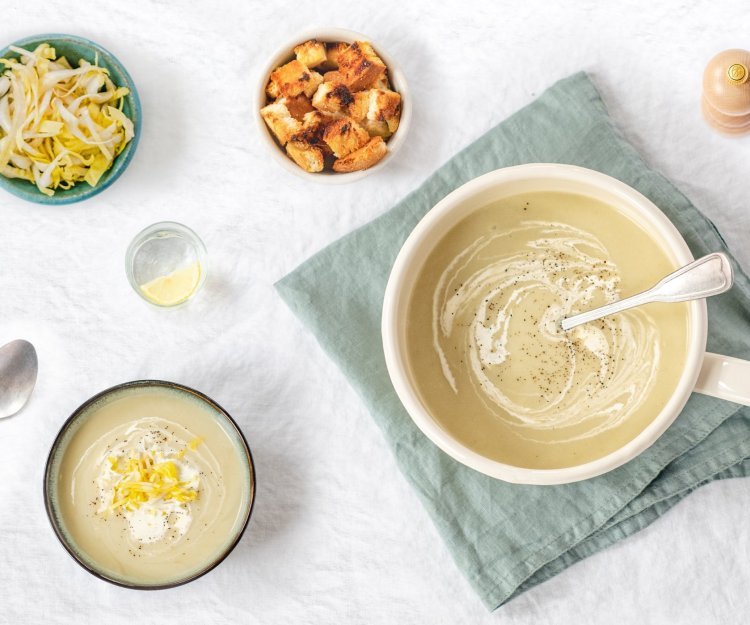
[0,34,141,204]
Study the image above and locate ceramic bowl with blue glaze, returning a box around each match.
[0,34,141,204]
[44,380,256,589]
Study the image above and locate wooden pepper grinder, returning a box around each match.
[702,49,750,136]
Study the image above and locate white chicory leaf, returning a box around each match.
[0,43,134,195]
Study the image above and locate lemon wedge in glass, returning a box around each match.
[139,263,201,307]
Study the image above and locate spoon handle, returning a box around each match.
[561,253,733,331]
[649,252,733,302]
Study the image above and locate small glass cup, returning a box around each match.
[125,222,208,308]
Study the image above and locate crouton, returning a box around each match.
[284,94,315,121]
[303,110,333,128]
[294,40,327,68]
[333,136,387,172]
[304,71,324,97]
[286,140,324,173]
[290,111,330,147]
[266,79,280,100]
[361,119,391,138]
[260,100,302,146]
[347,89,401,133]
[369,89,401,133]
[323,42,349,69]
[386,114,400,134]
[373,74,391,90]
[322,117,370,158]
[347,91,370,122]
[312,82,354,114]
[369,89,401,121]
[322,70,345,83]
[270,60,323,98]
[337,41,387,90]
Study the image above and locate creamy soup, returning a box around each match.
[406,192,690,469]
[47,384,253,586]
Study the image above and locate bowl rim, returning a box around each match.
[43,379,257,590]
[382,163,708,485]
[0,33,142,205]
[254,26,412,185]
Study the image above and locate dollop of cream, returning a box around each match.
[433,221,660,442]
[92,418,202,544]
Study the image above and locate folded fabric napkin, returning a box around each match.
[275,72,750,609]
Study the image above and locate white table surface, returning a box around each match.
[2,1,749,623]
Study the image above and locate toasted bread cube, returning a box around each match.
[294,40,327,68]
[304,71,324,98]
[369,89,401,133]
[333,136,387,172]
[260,100,302,146]
[269,60,308,97]
[347,91,370,122]
[266,79,280,100]
[284,94,315,120]
[270,60,322,98]
[348,89,401,134]
[324,42,349,69]
[293,41,324,67]
[373,74,391,90]
[286,140,324,172]
[362,119,391,138]
[322,70,345,83]
[386,114,400,134]
[369,89,401,121]
[312,82,354,114]
[302,110,333,130]
[290,111,330,147]
[337,41,387,90]
[322,117,369,158]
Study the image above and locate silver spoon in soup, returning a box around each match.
[561,253,733,331]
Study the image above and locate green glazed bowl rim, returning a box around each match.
[0,33,142,205]
[43,380,257,590]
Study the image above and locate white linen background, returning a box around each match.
[1,1,749,623]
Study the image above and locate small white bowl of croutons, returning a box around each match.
[256,28,411,183]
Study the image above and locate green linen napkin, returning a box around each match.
[275,72,750,609]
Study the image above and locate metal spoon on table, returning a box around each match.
[0,339,38,419]
[561,252,733,331]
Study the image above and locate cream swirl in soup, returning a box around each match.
[70,416,227,557]
[406,192,690,469]
[433,221,660,443]
[79,418,219,546]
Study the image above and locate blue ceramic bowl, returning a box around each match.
[0,34,141,204]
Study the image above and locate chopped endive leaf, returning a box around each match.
[0,42,134,195]
[37,120,63,135]
[84,153,109,186]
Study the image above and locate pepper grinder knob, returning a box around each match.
[702,49,750,136]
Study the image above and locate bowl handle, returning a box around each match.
[694,352,750,406]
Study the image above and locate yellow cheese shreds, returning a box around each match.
[175,437,202,459]
[0,43,134,196]
[107,452,199,512]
